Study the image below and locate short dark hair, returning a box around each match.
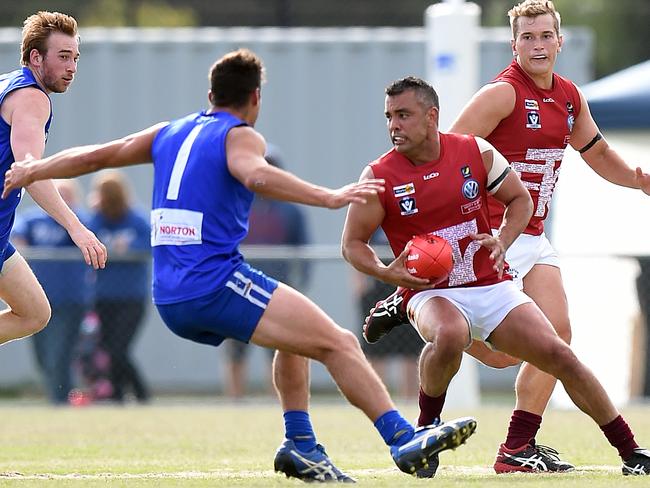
[385,76,439,110]
[209,48,265,108]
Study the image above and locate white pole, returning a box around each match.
[425,1,481,131]
[424,1,482,409]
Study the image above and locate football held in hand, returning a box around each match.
[405,234,453,284]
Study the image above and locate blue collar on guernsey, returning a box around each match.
[198,110,248,126]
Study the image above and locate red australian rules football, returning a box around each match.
[405,234,453,283]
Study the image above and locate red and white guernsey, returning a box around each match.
[370,132,508,289]
[487,60,581,235]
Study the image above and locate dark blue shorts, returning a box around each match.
[156,262,279,347]
[0,241,16,271]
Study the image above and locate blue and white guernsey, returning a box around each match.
[150,111,249,304]
[0,67,52,252]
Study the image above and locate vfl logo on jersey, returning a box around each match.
[423,171,439,181]
[462,179,480,200]
[461,166,472,178]
[393,182,415,197]
[525,99,539,110]
[399,196,418,216]
[526,111,541,129]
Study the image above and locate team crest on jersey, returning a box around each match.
[393,182,415,197]
[462,179,480,200]
[461,166,472,178]
[566,102,575,132]
[526,111,541,129]
[399,196,418,215]
[524,99,539,110]
[567,114,575,132]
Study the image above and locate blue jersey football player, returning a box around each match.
[3,48,476,482]
[0,11,105,350]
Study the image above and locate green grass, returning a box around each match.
[0,401,649,486]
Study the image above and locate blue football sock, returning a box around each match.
[374,410,415,446]
[284,410,317,452]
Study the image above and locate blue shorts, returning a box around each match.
[156,262,279,347]
[0,241,16,271]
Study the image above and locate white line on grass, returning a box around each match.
[0,465,622,480]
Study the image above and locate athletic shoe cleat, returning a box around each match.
[414,453,439,478]
[363,288,407,344]
[414,418,441,478]
[494,442,574,473]
[274,439,356,483]
[391,416,477,475]
[622,447,650,475]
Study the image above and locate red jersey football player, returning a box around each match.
[342,75,650,478]
[362,0,650,476]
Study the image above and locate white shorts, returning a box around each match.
[494,231,560,290]
[406,281,532,346]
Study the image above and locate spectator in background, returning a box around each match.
[224,146,311,399]
[12,179,91,404]
[354,229,422,399]
[87,170,150,403]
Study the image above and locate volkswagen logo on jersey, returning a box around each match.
[462,179,480,200]
[526,111,541,129]
[399,196,418,215]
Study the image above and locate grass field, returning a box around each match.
[1,400,649,487]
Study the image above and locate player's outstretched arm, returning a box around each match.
[2,123,167,199]
[226,125,384,208]
[571,88,650,194]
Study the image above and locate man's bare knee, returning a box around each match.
[554,318,572,344]
[22,300,51,335]
[423,325,467,360]
[536,342,578,378]
[318,328,362,364]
